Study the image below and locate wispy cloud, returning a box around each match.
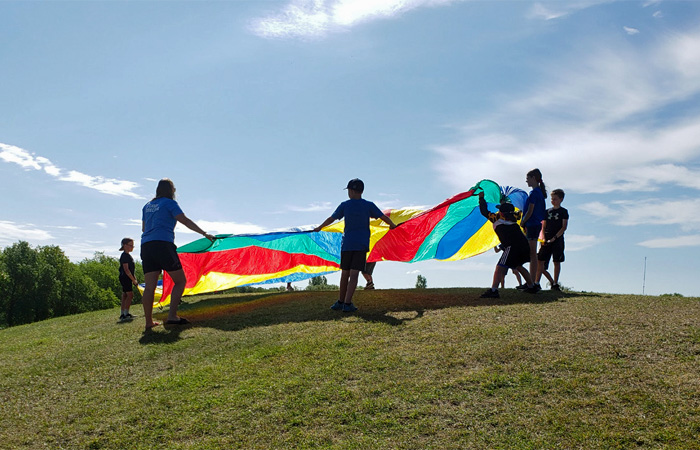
[0,221,53,246]
[0,143,144,199]
[528,1,615,21]
[623,26,640,35]
[287,201,334,212]
[177,220,268,235]
[432,27,700,195]
[565,234,599,251]
[638,234,700,248]
[250,0,463,39]
[580,198,700,230]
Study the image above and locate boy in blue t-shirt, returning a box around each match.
[314,178,397,312]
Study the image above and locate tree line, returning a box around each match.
[0,241,144,329]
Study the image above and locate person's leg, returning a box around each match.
[166,269,187,322]
[543,270,554,286]
[344,269,360,303]
[142,271,161,329]
[124,291,133,314]
[513,269,522,286]
[528,240,538,278]
[553,262,561,285]
[121,291,128,314]
[535,260,545,284]
[338,269,350,303]
[516,265,534,287]
[491,266,507,290]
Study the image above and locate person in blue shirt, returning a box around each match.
[140,178,215,331]
[520,168,547,287]
[313,178,397,312]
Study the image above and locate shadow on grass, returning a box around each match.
[138,324,188,345]
[135,288,601,340]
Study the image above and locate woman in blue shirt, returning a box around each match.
[141,179,215,330]
[521,168,547,287]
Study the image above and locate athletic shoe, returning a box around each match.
[342,303,358,312]
[515,284,527,290]
[480,289,500,299]
[330,301,344,311]
[365,281,375,290]
[119,314,126,322]
[124,313,134,320]
[533,283,542,292]
[524,286,539,294]
[551,284,561,291]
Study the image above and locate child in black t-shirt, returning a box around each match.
[535,189,569,291]
[118,238,138,321]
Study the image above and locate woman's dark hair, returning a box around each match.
[153,178,176,200]
[527,168,547,198]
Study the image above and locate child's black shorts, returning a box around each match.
[119,276,133,293]
[141,240,183,274]
[340,250,367,271]
[538,238,565,263]
[497,244,529,269]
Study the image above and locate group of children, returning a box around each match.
[480,168,569,299]
[117,173,568,322]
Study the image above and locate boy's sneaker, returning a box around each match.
[516,284,527,290]
[480,289,499,299]
[124,313,134,320]
[551,284,561,291]
[119,314,126,322]
[524,286,540,294]
[342,302,358,312]
[330,301,344,311]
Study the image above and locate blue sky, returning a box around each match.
[2,0,699,296]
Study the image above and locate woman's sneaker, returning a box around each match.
[330,301,344,311]
[480,289,499,299]
[342,303,358,312]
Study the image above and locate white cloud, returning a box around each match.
[94,222,108,229]
[565,234,599,251]
[638,234,700,248]
[652,10,663,19]
[528,1,615,21]
[580,198,700,230]
[250,0,463,39]
[287,201,334,212]
[406,269,421,274]
[432,27,700,195]
[0,221,53,246]
[624,26,640,35]
[0,143,144,199]
[177,220,267,235]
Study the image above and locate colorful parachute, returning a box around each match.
[153,180,525,306]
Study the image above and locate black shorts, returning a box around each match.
[141,240,182,274]
[497,244,529,269]
[340,250,367,271]
[119,276,133,293]
[362,261,376,275]
[538,238,565,264]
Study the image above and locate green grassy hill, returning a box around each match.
[1,288,698,449]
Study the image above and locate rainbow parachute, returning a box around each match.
[154,180,525,307]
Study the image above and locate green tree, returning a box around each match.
[34,245,72,322]
[306,275,339,291]
[415,274,427,289]
[1,241,40,326]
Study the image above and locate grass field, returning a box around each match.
[1,288,699,449]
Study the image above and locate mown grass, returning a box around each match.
[1,288,698,449]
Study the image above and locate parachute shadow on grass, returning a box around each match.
[142,288,589,336]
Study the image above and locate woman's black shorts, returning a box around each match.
[140,240,182,274]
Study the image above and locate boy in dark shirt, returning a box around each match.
[118,238,138,321]
[535,189,569,291]
[478,192,538,298]
[314,179,397,312]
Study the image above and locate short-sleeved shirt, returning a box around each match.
[119,252,135,279]
[524,187,546,227]
[141,197,184,244]
[331,198,383,251]
[543,206,569,240]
